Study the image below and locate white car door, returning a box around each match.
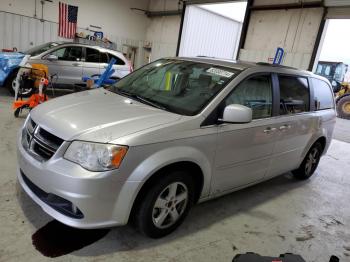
[212,74,277,194]
[266,74,315,178]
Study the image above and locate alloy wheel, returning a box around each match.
[305,147,319,175]
[152,182,188,229]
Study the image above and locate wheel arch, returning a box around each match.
[301,135,327,163]
[5,67,19,86]
[113,146,212,224]
[129,161,205,222]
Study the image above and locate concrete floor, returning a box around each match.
[1,88,350,262]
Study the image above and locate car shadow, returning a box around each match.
[17,172,312,257]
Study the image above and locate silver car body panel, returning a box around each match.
[28,43,130,86]
[17,57,336,228]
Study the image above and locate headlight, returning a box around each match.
[64,141,128,171]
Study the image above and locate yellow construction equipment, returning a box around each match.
[335,82,350,119]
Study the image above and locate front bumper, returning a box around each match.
[17,131,140,229]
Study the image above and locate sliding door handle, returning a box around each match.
[263,127,277,134]
[279,124,291,131]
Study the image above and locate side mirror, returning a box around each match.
[220,104,252,123]
[46,54,58,61]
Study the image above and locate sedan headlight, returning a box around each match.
[64,141,128,171]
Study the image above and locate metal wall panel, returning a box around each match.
[179,5,242,59]
[239,7,323,70]
[326,7,350,19]
[0,11,152,68]
[0,11,62,51]
[325,0,350,7]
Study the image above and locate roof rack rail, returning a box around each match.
[256,62,298,70]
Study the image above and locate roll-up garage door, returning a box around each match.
[178,4,243,59]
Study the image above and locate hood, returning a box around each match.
[30,89,182,143]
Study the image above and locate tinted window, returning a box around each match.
[110,55,126,65]
[312,78,334,110]
[86,48,100,63]
[316,65,322,74]
[26,42,60,56]
[50,46,82,61]
[108,59,239,116]
[224,75,272,119]
[325,66,331,76]
[100,52,109,63]
[279,75,309,114]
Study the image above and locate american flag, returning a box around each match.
[58,2,78,39]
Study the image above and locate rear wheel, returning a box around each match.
[292,142,323,180]
[337,95,350,119]
[134,170,195,238]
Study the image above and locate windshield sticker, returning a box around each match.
[206,68,235,78]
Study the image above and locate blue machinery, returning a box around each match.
[82,57,117,88]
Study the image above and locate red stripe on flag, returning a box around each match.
[63,4,66,37]
[58,2,77,38]
[58,2,60,36]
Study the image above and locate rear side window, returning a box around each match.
[100,52,109,63]
[312,78,334,110]
[109,55,126,65]
[85,48,100,63]
[279,75,310,115]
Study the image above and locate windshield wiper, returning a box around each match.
[113,88,168,111]
[133,95,167,111]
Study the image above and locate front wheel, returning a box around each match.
[6,71,33,97]
[134,171,195,238]
[292,142,323,180]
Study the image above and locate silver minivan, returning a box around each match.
[9,42,131,95]
[17,57,336,238]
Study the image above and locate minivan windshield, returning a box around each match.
[107,59,240,116]
[25,42,61,56]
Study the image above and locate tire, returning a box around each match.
[134,170,195,238]
[14,108,20,118]
[6,70,33,97]
[337,95,350,120]
[292,142,323,180]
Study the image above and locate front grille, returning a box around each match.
[22,117,64,161]
[21,171,84,219]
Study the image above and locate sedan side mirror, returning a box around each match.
[220,104,252,123]
[46,54,58,61]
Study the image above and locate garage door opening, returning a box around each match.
[178,1,247,60]
[313,19,350,87]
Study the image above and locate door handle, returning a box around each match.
[263,127,277,134]
[72,62,81,66]
[279,124,291,131]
